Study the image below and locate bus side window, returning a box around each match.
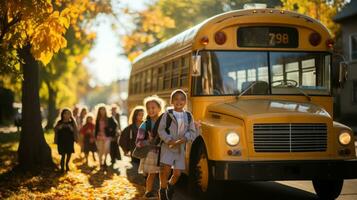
[151,68,158,92]
[133,73,138,94]
[132,74,136,94]
[129,77,134,94]
[172,59,180,88]
[158,66,164,90]
[140,71,147,93]
[164,62,172,89]
[180,55,189,87]
[137,73,142,93]
[144,69,152,93]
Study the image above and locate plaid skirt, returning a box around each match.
[138,150,160,174]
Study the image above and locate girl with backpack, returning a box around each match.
[119,106,145,164]
[136,96,165,199]
[54,108,78,172]
[157,89,197,200]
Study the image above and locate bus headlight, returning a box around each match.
[339,131,352,146]
[226,132,240,146]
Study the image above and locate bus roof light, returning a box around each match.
[214,31,227,45]
[326,39,334,48]
[200,36,209,45]
[309,32,321,46]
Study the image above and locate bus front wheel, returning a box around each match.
[189,143,220,198]
[312,179,343,199]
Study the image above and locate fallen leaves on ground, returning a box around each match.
[0,129,146,200]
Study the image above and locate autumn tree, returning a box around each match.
[281,0,345,36]
[41,25,95,130]
[121,0,281,60]
[0,0,112,171]
[41,1,111,130]
[157,0,281,38]
[122,7,175,61]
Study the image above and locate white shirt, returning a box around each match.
[173,110,185,137]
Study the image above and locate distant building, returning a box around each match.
[334,0,357,132]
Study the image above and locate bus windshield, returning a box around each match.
[192,51,331,96]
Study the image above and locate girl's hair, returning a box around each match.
[72,105,79,116]
[80,107,88,118]
[144,95,165,110]
[143,95,166,120]
[170,89,187,104]
[95,105,108,125]
[111,103,120,111]
[85,113,94,123]
[128,105,145,125]
[55,107,77,127]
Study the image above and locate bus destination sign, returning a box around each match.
[237,26,298,48]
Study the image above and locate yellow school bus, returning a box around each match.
[128,9,357,199]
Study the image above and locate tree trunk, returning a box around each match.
[45,81,57,130]
[17,44,54,171]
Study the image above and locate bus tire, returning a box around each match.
[312,179,343,200]
[189,142,220,199]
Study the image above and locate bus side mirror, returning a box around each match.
[338,62,348,88]
[192,55,201,76]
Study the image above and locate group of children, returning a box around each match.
[54,89,198,200]
[54,104,121,172]
[122,89,198,200]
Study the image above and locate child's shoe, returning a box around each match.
[143,191,157,199]
[166,184,174,200]
[159,188,168,200]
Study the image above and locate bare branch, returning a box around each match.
[0,12,21,44]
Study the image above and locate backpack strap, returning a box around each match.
[165,110,192,134]
[129,128,133,140]
[152,114,163,137]
[165,110,173,135]
[186,111,192,125]
[151,114,164,145]
[144,119,151,140]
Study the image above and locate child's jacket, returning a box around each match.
[158,110,197,153]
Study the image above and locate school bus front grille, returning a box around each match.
[253,123,327,152]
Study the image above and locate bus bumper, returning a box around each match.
[212,160,357,181]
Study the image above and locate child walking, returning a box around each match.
[119,106,145,163]
[158,89,197,200]
[136,96,165,199]
[54,108,78,172]
[78,107,88,158]
[95,105,118,169]
[80,113,97,165]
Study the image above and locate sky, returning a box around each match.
[84,0,148,86]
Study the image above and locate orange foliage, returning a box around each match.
[1,0,112,65]
[0,131,145,200]
[122,7,175,62]
[281,0,345,36]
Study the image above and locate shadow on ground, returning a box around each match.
[125,160,145,186]
[0,130,64,198]
[0,164,64,198]
[0,130,20,173]
[87,165,120,188]
[175,177,318,200]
